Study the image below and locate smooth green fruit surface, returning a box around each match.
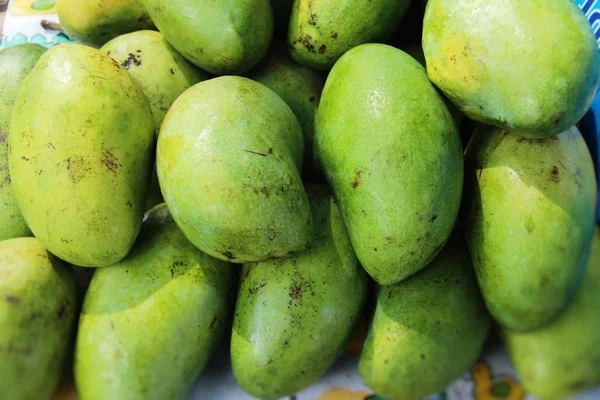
[316,44,462,285]
[75,204,236,400]
[0,44,45,240]
[249,42,325,176]
[462,125,597,332]
[505,227,600,400]
[57,0,154,46]
[157,76,311,263]
[231,185,368,399]
[101,30,210,131]
[288,0,412,70]
[144,0,273,75]
[9,44,155,267]
[423,0,600,137]
[0,237,77,400]
[359,233,490,400]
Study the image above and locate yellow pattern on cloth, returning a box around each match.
[473,362,524,400]
[10,0,56,15]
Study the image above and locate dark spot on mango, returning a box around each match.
[57,304,67,319]
[289,282,303,299]
[209,315,217,331]
[295,34,316,53]
[21,156,30,162]
[220,250,236,260]
[308,13,318,25]
[0,130,6,143]
[330,32,338,39]
[101,150,121,173]
[170,68,175,75]
[121,53,142,70]
[428,214,438,224]
[550,165,560,182]
[420,353,426,360]
[243,149,267,157]
[110,321,115,331]
[319,45,327,54]
[551,114,563,126]
[309,95,316,102]
[352,170,363,188]
[4,294,20,305]
[248,282,267,295]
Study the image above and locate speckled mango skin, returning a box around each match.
[9,44,155,267]
[0,44,45,241]
[423,0,600,138]
[504,227,600,400]
[231,185,368,400]
[144,0,273,75]
[461,125,597,332]
[288,0,412,70]
[157,76,311,263]
[316,44,463,285]
[57,0,154,47]
[75,204,236,400]
[249,42,325,176]
[0,238,77,400]
[101,30,210,131]
[359,233,491,400]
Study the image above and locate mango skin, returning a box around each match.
[157,76,311,263]
[359,233,491,400]
[423,0,600,138]
[288,0,411,70]
[249,42,325,177]
[403,43,463,132]
[505,227,600,400]
[0,238,77,400]
[231,185,368,400]
[101,30,210,131]
[57,0,154,47]
[9,44,155,267]
[0,44,45,241]
[316,44,463,285]
[144,0,273,75]
[461,125,597,332]
[74,204,235,400]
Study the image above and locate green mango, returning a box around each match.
[505,227,600,399]
[423,0,600,138]
[0,44,45,241]
[359,233,491,400]
[9,44,155,267]
[0,237,77,400]
[288,0,412,70]
[57,0,154,47]
[75,204,235,400]
[249,42,325,177]
[316,44,463,285]
[231,185,368,399]
[101,30,210,131]
[461,125,597,332]
[144,0,273,75]
[157,76,311,263]
[402,43,464,132]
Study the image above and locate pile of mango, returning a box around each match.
[1,0,599,399]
